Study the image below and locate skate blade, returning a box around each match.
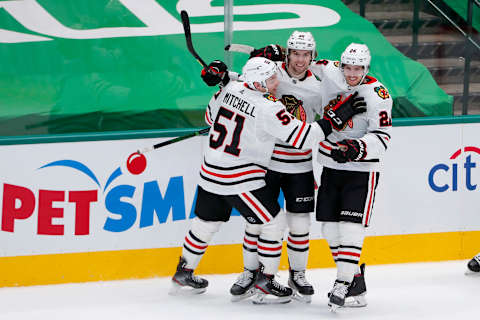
[344,294,367,308]
[328,303,340,312]
[231,288,256,302]
[291,291,312,304]
[252,292,291,305]
[169,281,206,296]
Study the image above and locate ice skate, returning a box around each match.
[170,256,208,295]
[230,268,258,302]
[252,268,293,304]
[288,269,314,303]
[328,280,350,312]
[345,263,367,307]
[465,254,480,276]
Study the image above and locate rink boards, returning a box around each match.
[1,122,480,286]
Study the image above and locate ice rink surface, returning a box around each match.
[0,260,477,320]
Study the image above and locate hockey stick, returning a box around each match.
[180,10,207,68]
[225,43,255,55]
[137,127,210,154]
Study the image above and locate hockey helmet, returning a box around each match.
[340,43,371,85]
[287,31,316,58]
[241,57,278,89]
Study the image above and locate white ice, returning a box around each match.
[0,260,477,320]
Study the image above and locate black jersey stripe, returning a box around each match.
[271,156,312,163]
[318,149,331,158]
[286,126,299,144]
[200,173,264,186]
[375,134,388,150]
[370,130,391,139]
[274,143,299,149]
[203,159,267,171]
[298,125,311,149]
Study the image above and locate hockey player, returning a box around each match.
[172,57,366,304]
[201,31,325,303]
[309,43,392,311]
[466,253,480,274]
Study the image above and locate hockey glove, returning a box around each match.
[331,139,366,163]
[249,44,285,62]
[323,92,367,131]
[201,60,230,86]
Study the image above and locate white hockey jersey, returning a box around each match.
[268,62,325,173]
[201,80,326,195]
[310,59,392,173]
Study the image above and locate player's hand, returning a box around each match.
[323,92,366,131]
[250,44,285,61]
[331,139,366,163]
[201,60,230,86]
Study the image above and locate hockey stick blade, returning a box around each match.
[137,127,210,155]
[180,10,207,68]
[225,44,255,54]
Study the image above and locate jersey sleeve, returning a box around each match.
[260,97,326,150]
[205,88,223,126]
[357,85,392,161]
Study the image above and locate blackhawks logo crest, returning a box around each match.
[374,85,390,100]
[280,95,306,121]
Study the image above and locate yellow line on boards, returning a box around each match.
[1,231,479,287]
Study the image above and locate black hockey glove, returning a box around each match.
[323,92,367,131]
[331,139,366,163]
[249,44,285,62]
[201,60,230,86]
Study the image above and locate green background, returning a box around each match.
[0,0,452,136]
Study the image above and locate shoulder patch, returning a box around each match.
[333,61,340,67]
[374,85,390,100]
[263,93,278,102]
[316,59,329,65]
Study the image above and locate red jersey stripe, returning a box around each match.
[273,149,312,156]
[319,141,333,151]
[242,192,270,222]
[201,165,265,178]
[292,122,306,147]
